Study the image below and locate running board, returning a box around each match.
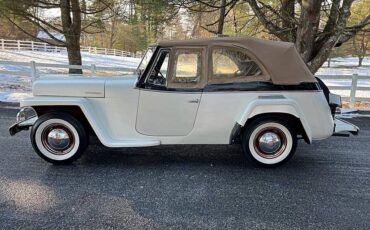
[104,139,161,148]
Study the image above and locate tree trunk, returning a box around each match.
[295,0,322,63]
[108,16,117,49]
[281,0,295,42]
[66,39,82,74]
[359,57,363,67]
[60,0,82,74]
[217,0,226,35]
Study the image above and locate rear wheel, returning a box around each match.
[31,113,88,164]
[241,118,297,167]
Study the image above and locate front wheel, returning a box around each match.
[31,113,88,164]
[241,118,297,167]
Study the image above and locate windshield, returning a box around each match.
[136,46,155,74]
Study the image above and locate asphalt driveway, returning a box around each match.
[0,108,369,229]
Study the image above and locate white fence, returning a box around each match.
[0,60,136,78]
[0,60,369,108]
[0,39,142,58]
[318,74,370,107]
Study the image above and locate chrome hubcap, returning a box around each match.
[258,132,282,154]
[47,129,70,150]
[41,124,75,155]
[253,127,287,159]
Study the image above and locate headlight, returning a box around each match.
[16,107,36,122]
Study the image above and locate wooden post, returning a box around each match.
[105,48,107,55]
[91,64,97,75]
[44,43,47,52]
[94,47,97,54]
[1,39,4,50]
[349,74,358,108]
[114,49,116,56]
[30,61,37,80]
[31,41,34,51]
[17,40,21,50]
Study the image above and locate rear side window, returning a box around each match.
[212,47,262,79]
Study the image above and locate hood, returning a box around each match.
[32,74,137,98]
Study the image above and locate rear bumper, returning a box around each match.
[333,118,359,136]
[328,93,341,117]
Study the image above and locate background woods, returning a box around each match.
[0,0,369,73]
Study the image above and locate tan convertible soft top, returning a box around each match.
[157,37,317,85]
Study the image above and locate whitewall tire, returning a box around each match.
[242,118,297,167]
[31,113,88,164]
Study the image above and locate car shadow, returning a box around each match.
[81,144,247,167]
[41,141,315,171]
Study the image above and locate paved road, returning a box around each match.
[0,108,369,229]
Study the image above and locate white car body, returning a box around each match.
[20,75,335,147]
[10,37,359,166]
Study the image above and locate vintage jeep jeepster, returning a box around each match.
[9,37,359,167]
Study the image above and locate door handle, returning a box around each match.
[188,98,200,103]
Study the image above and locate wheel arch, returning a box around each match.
[32,105,95,136]
[234,99,313,144]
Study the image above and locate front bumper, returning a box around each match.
[333,118,359,136]
[9,116,38,136]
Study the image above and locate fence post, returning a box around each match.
[1,39,4,50]
[31,41,34,51]
[44,43,47,52]
[17,40,21,51]
[349,73,358,108]
[105,48,107,55]
[114,49,116,56]
[91,64,97,75]
[30,61,37,80]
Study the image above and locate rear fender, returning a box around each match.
[237,97,313,143]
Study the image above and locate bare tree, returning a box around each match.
[352,30,370,66]
[0,0,112,74]
[245,0,370,73]
[217,0,227,35]
[60,0,82,73]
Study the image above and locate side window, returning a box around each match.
[146,50,170,87]
[172,50,202,84]
[212,47,262,79]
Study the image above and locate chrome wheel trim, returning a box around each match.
[35,119,80,161]
[254,127,287,159]
[248,122,292,165]
[41,125,75,155]
[257,131,282,154]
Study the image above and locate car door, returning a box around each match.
[136,47,206,136]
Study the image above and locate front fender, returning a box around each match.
[21,96,110,145]
[237,97,313,143]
